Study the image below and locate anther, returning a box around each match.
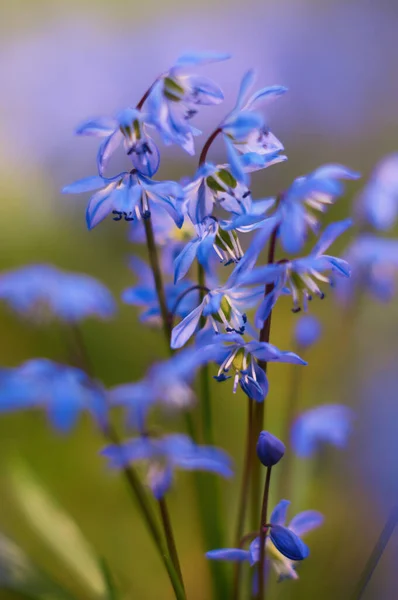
[112,211,123,221]
[292,307,301,314]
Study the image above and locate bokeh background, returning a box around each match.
[1,0,398,598]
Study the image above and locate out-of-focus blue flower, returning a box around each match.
[257,431,285,467]
[146,52,230,155]
[109,349,207,429]
[0,359,107,432]
[293,315,322,349]
[200,333,306,402]
[102,432,232,499]
[276,164,360,254]
[62,171,183,230]
[291,404,354,458]
[220,70,287,183]
[0,264,116,323]
[76,108,160,177]
[355,154,398,230]
[242,219,352,327]
[122,256,199,324]
[206,499,321,579]
[171,218,278,348]
[335,235,398,304]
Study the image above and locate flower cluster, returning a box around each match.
[0,51,364,600]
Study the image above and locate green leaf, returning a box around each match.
[98,558,120,600]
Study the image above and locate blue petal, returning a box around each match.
[174,52,231,68]
[47,399,80,433]
[312,164,360,181]
[174,238,201,283]
[202,292,222,316]
[171,301,205,349]
[206,549,249,562]
[279,202,307,254]
[75,116,117,137]
[130,137,160,177]
[151,465,173,499]
[311,219,352,256]
[269,525,309,561]
[225,111,263,140]
[97,130,123,176]
[225,137,247,185]
[234,69,256,110]
[254,293,277,328]
[62,176,105,194]
[288,511,324,536]
[86,186,115,230]
[185,75,225,105]
[244,85,288,110]
[270,500,290,527]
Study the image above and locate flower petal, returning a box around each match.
[288,510,324,537]
[269,525,309,561]
[206,549,250,562]
[62,176,105,194]
[171,301,205,349]
[270,500,290,527]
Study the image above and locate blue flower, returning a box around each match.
[122,256,199,323]
[146,52,230,155]
[335,234,398,304]
[109,349,207,429]
[0,359,107,432]
[257,431,285,467]
[76,108,160,177]
[291,404,354,458]
[102,432,233,499]
[242,219,352,327]
[293,315,322,349]
[0,264,116,323]
[62,171,183,230]
[199,333,306,402]
[355,154,398,230]
[220,70,287,182]
[276,164,360,254]
[171,218,278,348]
[206,500,322,579]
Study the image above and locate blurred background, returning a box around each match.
[0,0,398,598]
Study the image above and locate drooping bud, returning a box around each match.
[256,431,285,467]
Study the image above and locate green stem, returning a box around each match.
[350,505,398,600]
[250,228,278,531]
[257,467,272,600]
[158,498,186,593]
[143,215,172,346]
[232,398,254,600]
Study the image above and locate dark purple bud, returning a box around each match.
[256,431,285,467]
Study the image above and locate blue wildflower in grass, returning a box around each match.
[122,256,199,324]
[219,70,287,183]
[242,219,352,327]
[294,315,322,349]
[109,348,207,429]
[146,52,230,155]
[0,359,107,433]
[355,153,398,230]
[291,404,354,458]
[102,433,233,499]
[76,108,160,177]
[0,264,115,322]
[62,171,183,230]
[207,500,322,580]
[199,333,306,402]
[275,164,360,254]
[335,235,398,304]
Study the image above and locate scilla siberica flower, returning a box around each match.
[206,500,322,580]
[146,52,230,155]
[294,315,322,349]
[275,165,360,254]
[109,348,207,429]
[62,171,183,230]
[102,433,232,499]
[291,404,354,458]
[0,359,107,433]
[0,264,115,322]
[220,70,287,183]
[355,153,398,230]
[122,256,199,324]
[200,333,306,402]
[75,108,160,178]
[335,235,398,304]
[242,219,352,327]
